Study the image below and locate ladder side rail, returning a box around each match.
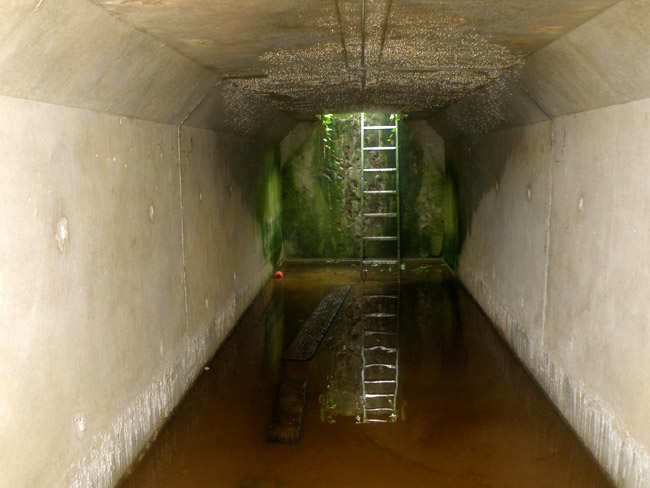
[360,113,365,280]
[395,117,401,281]
[393,283,400,418]
[361,283,368,422]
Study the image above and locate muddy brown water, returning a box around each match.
[119,262,613,488]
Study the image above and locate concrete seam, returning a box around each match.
[548,0,626,49]
[518,78,553,120]
[177,125,190,348]
[180,80,220,128]
[83,0,217,79]
[175,80,219,345]
[377,0,394,65]
[82,0,222,125]
[360,0,367,94]
[333,0,351,76]
[32,0,45,14]
[540,121,554,349]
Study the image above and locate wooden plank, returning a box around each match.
[282,285,351,361]
[266,378,307,443]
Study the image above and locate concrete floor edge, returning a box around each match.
[460,267,650,488]
[58,263,275,488]
[282,257,449,265]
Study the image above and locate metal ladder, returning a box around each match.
[360,283,400,423]
[359,113,401,422]
[360,113,400,281]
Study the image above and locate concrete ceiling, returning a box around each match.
[93,0,618,116]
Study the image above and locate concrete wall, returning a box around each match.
[0,95,279,486]
[454,97,650,487]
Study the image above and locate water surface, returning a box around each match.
[119,262,613,488]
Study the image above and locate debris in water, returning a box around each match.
[266,378,307,443]
[283,285,351,360]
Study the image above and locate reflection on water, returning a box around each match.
[119,262,614,488]
[319,281,403,424]
[360,281,400,423]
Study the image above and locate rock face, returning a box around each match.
[282,114,457,261]
[266,378,308,444]
[282,114,363,258]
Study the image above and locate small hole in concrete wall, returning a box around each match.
[55,217,68,253]
[149,204,155,223]
[527,186,532,200]
[199,192,203,202]
[578,196,584,211]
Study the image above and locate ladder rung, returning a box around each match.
[365,346,397,352]
[365,418,393,423]
[365,407,395,411]
[364,213,397,218]
[362,125,397,130]
[364,236,397,241]
[365,393,394,398]
[365,313,397,318]
[363,295,398,299]
[364,146,397,151]
[364,168,396,172]
[365,363,397,369]
[363,259,398,265]
[365,380,397,384]
[364,330,397,335]
[364,190,396,195]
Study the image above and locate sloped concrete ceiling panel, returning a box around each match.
[521,0,650,117]
[0,0,217,124]
[0,1,41,43]
[183,81,297,141]
[520,39,620,117]
[88,0,618,118]
[429,75,549,137]
[435,0,650,136]
[1,0,632,133]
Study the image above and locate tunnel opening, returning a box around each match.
[2,1,649,487]
[282,111,455,267]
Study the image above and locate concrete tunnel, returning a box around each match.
[1,0,650,486]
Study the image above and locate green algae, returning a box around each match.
[399,121,446,258]
[282,114,361,258]
[441,159,459,270]
[256,147,282,265]
[282,114,458,262]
